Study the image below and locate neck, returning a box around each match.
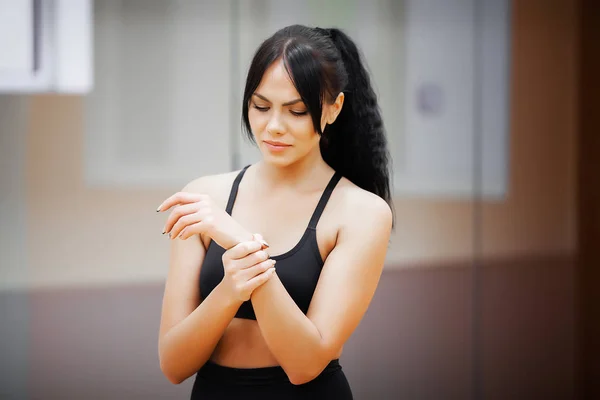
[255,150,333,191]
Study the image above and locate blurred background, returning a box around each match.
[0,0,598,399]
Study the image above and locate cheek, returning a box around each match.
[291,118,316,138]
[295,116,312,129]
[248,109,266,131]
[295,120,322,148]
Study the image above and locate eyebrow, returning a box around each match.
[253,93,303,107]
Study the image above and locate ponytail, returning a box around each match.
[320,28,393,215]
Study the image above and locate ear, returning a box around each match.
[327,92,345,124]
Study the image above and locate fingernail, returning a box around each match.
[253,233,269,248]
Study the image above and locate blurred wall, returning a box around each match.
[3,0,577,290]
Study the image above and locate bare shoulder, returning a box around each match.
[181,169,242,207]
[333,178,393,233]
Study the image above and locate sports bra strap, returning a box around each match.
[225,164,251,215]
[225,165,342,228]
[308,171,343,229]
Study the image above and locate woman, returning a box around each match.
[156,24,394,399]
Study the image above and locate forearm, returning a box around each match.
[250,273,331,384]
[159,282,242,384]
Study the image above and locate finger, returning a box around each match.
[231,249,270,271]
[163,202,204,234]
[225,240,263,262]
[178,221,198,240]
[244,267,276,291]
[240,249,270,269]
[170,212,204,239]
[240,258,276,281]
[232,249,270,270]
[178,220,209,240]
[157,192,207,212]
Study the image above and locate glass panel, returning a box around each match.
[477,0,577,398]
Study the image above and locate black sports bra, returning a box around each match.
[199,165,342,320]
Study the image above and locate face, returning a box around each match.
[247,59,343,167]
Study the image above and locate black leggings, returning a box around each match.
[190,359,353,399]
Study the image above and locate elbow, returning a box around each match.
[164,373,185,385]
[160,358,186,385]
[158,337,188,385]
[289,373,317,386]
[288,366,326,386]
[287,345,340,385]
[159,347,191,385]
[286,360,330,386]
[158,335,207,385]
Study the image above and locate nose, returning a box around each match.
[266,112,285,136]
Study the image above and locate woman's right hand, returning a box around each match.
[220,238,276,303]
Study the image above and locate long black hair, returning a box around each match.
[241,24,394,220]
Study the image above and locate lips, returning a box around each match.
[264,140,290,147]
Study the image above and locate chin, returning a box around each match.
[258,143,294,165]
[262,154,295,167]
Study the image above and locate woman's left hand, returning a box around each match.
[157,192,258,250]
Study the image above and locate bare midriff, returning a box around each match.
[209,318,343,368]
[209,318,279,367]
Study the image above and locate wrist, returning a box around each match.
[234,231,255,246]
[214,280,245,309]
[250,270,276,300]
[217,230,254,250]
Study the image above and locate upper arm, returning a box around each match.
[306,192,393,356]
[158,178,209,347]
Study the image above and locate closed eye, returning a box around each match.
[252,104,269,112]
[252,103,308,117]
